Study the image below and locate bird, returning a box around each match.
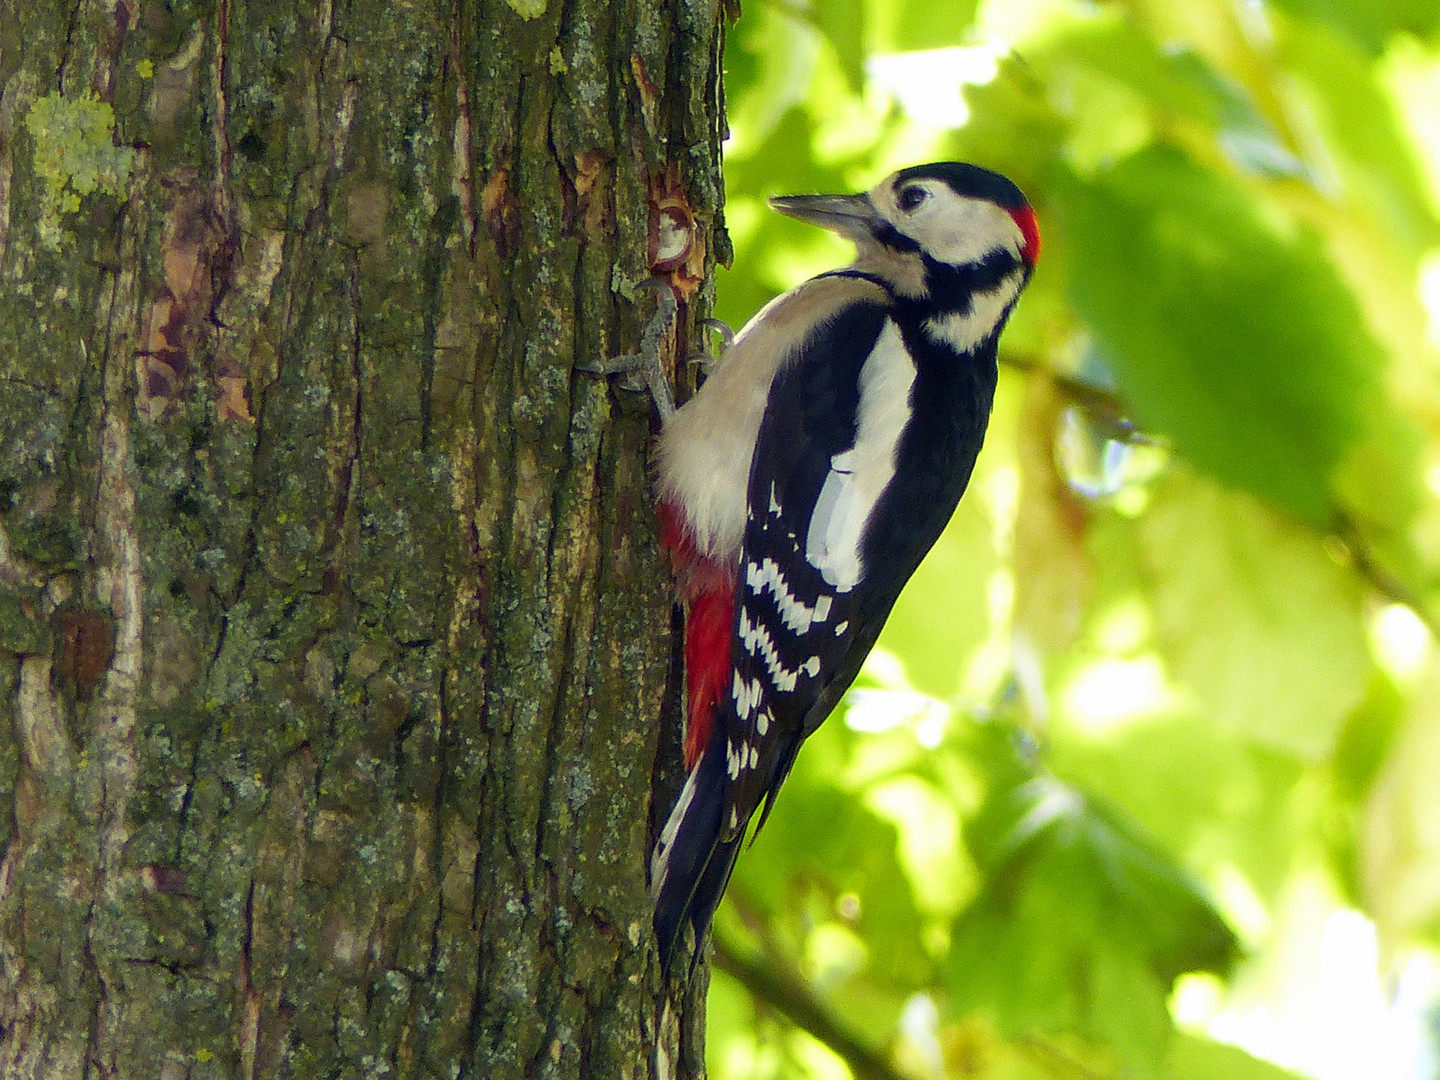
[647,162,1039,970]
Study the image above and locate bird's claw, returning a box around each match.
[578,278,679,423]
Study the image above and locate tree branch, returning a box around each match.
[709,933,915,1080]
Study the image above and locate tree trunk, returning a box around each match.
[0,1,724,1076]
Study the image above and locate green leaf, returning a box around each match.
[723,5,825,155]
[805,0,867,91]
[1140,473,1369,759]
[1049,710,1312,908]
[1276,16,1440,261]
[1267,0,1440,55]
[877,510,997,700]
[946,58,1068,184]
[730,716,932,981]
[948,776,1237,1070]
[1166,1032,1312,1080]
[870,0,980,53]
[1054,146,1389,525]
[1034,12,1234,128]
[1358,672,1440,943]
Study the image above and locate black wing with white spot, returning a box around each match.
[718,291,906,840]
[652,161,1030,973]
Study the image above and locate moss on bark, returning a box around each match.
[0,1,724,1076]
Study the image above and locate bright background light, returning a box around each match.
[708,2,1440,1078]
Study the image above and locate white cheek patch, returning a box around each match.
[917,196,1025,268]
[805,320,915,592]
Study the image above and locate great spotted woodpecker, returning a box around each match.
[646,163,1039,969]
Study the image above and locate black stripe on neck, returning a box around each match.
[920,250,1025,316]
[872,222,922,254]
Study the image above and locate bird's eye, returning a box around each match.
[897,186,928,213]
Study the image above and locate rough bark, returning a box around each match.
[0,1,723,1076]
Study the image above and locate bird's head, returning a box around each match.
[770,162,1039,304]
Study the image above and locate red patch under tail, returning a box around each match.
[657,499,736,770]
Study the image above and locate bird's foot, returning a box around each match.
[578,277,680,423]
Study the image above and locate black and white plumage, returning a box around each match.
[650,163,1039,970]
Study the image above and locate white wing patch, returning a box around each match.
[726,737,761,779]
[655,276,890,564]
[805,320,916,592]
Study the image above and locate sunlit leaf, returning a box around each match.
[731,717,932,982]
[1276,15,1440,262]
[1012,378,1094,666]
[947,59,1067,185]
[724,5,825,156]
[1140,473,1369,759]
[805,0,867,91]
[1050,710,1313,910]
[876,512,999,700]
[871,0,981,53]
[1266,0,1440,56]
[1360,663,1440,944]
[1033,11,1235,127]
[1166,1032,1312,1080]
[1055,145,1389,525]
[947,776,1237,1070]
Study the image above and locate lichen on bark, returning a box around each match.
[0,0,726,1076]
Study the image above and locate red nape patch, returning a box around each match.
[1010,205,1041,266]
[683,583,735,768]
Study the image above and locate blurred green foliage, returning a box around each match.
[704,1,1440,1078]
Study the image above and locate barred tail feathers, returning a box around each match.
[654,500,741,967]
[651,725,741,971]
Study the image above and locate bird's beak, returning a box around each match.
[769,193,883,241]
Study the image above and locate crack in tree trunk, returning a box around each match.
[0,1,727,1076]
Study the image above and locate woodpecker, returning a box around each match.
[647,162,1039,970]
